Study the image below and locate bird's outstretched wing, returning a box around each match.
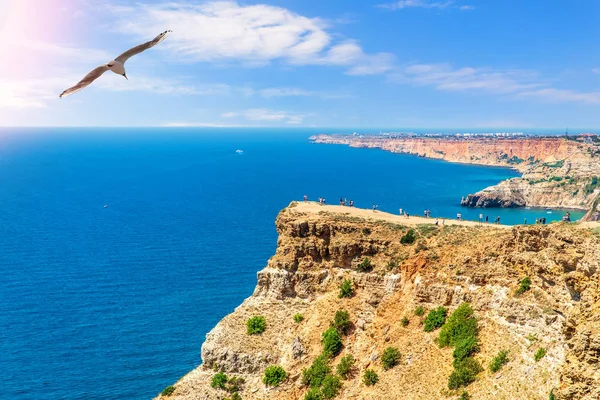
[59,65,110,98]
[115,30,172,64]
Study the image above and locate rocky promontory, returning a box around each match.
[155,203,600,400]
[311,134,600,218]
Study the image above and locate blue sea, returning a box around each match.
[0,128,584,399]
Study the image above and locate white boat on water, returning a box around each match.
[236,149,243,154]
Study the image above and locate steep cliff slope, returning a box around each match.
[156,203,600,400]
[311,134,600,215]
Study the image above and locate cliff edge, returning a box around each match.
[156,202,600,400]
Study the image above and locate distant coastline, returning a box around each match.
[310,133,600,219]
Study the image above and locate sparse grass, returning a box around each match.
[459,391,471,400]
[336,355,355,379]
[263,365,287,387]
[417,224,439,237]
[247,316,266,335]
[516,277,532,295]
[294,313,305,323]
[534,347,547,362]
[381,347,402,370]
[338,279,354,298]
[363,369,379,386]
[414,306,426,317]
[526,333,538,342]
[423,306,447,332]
[161,386,175,397]
[489,350,509,373]
[356,257,372,272]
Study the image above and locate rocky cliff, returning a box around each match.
[311,134,600,216]
[155,202,600,400]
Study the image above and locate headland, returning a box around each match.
[310,133,600,220]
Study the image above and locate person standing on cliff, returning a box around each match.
[485,215,489,223]
[303,195,308,202]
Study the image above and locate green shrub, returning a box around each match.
[381,347,402,370]
[321,374,342,399]
[356,257,372,272]
[338,279,354,298]
[211,372,228,389]
[423,306,447,332]
[322,327,343,356]
[459,391,471,400]
[304,388,323,400]
[294,313,305,323]
[336,355,355,379]
[549,389,556,400]
[534,347,547,362]
[489,350,509,373]
[363,369,379,386]
[414,306,426,317]
[331,310,352,335]
[161,385,175,397]
[228,393,242,400]
[263,365,287,386]
[362,227,371,236]
[453,336,480,363]
[401,316,409,327]
[516,277,532,295]
[247,316,266,335]
[448,357,483,389]
[438,303,478,348]
[302,354,331,388]
[400,229,417,244]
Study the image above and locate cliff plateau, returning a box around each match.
[156,202,600,400]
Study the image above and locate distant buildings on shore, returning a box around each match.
[317,131,600,141]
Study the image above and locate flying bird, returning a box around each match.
[59,30,172,99]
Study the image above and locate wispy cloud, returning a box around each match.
[258,87,351,99]
[108,1,395,75]
[222,108,308,124]
[517,88,600,104]
[459,5,476,11]
[392,64,541,94]
[95,76,230,96]
[378,0,454,10]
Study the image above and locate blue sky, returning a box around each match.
[1,0,600,128]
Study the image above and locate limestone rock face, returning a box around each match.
[155,203,600,400]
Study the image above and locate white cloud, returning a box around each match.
[258,87,351,99]
[459,5,476,11]
[108,1,394,75]
[379,0,454,10]
[517,88,600,104]
[222,108,307,124]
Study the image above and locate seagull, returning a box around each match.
[59,30,172,98]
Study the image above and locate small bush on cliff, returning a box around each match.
[321,374,342,399]
[336,355,355,379]
[331,310,352,335]
[225,393,242,400]
[246,316,266,335]
[400,229,417,244]
[304,388,323,400]
[263,365,287,386]
[549,389,556,400]
[362,227,371,236]
[423,306,447,332]
[489,350,509,373]
[459,391,471,400]
[356,257,372,272]
[322,327,343,356]
[381,347,402,370]
[401,316,409,327]
[439,303,479,352]
[226,376,245,393]
[161,385,175,397]
[414,306,426,317]
[294,313,305,323]
[302,354,331,388]
[516,277,532,295]
[534,347,547,362]
[448,357,483,390]
[338,279,354,298]
[211,372,228,389]
[363,369,379,386]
